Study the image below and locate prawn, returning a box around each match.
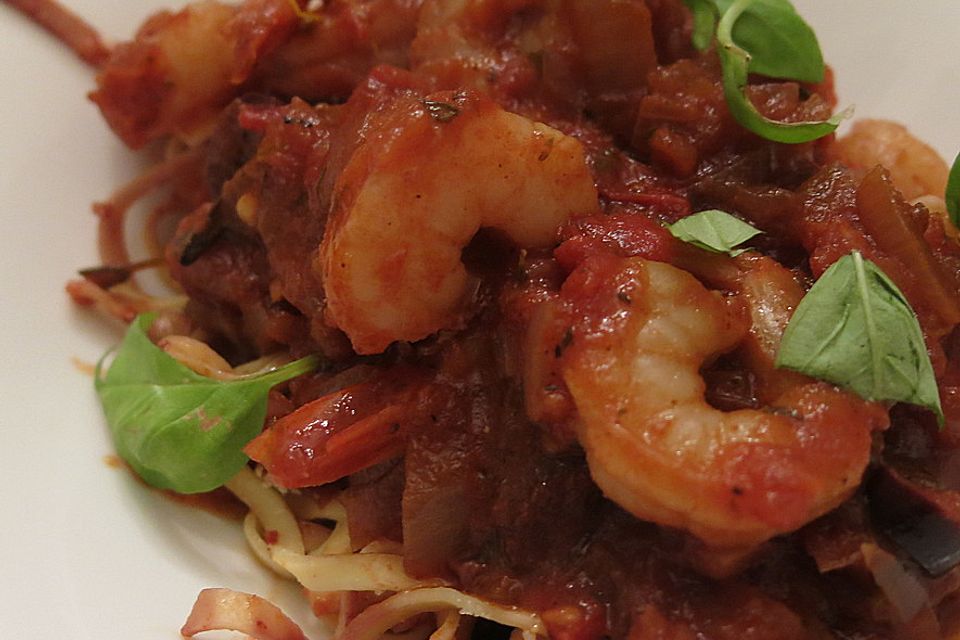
[832,119,949,201]
[559,256,888,550]
[91,0,298,147]
[92,0,423,148]
[320,89,599,354]
[411,0,658,103]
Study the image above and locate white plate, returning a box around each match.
[0,2,957,638]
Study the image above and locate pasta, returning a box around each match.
[28,0,960,637]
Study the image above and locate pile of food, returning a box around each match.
[36,0,960,637]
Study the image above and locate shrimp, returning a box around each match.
[319,89,600,354]
[410,0,540,93]
[92,0,423,148]
[832,119,949,201]
[91,0,298,147]
[411,0,658,102]
[559,256,888,550]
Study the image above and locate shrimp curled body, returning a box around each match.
[321,90,600,354]
[561,257,887,549]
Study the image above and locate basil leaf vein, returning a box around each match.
[95,314,320,493]
[667,209,762,255]
[776,252,943,423]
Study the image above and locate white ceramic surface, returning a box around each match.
[0,2,957,638]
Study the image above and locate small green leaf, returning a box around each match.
[716,0,848,143]
[713,0,823,82]
[946,151,960,228]
[95,314,320,493]
[683,0,718,51]
[667,209,762,255]
[776,252,943,424]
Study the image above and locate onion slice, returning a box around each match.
[181,587,308,640]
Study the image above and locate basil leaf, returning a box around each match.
[776,252,943,424]
[946,151,960,228]
[683,0,718,51]
[713,0,823,82]
[667,209,762,255]
[95,314,320,493]
[715,0,849,143]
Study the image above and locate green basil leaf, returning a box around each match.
[946,151,960,228]
[776,252,943,424]
[95,314,320,493]
[683,0,718,51]
[713,0,823,82]
[715,0,848,143]
[667,209,762,255]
